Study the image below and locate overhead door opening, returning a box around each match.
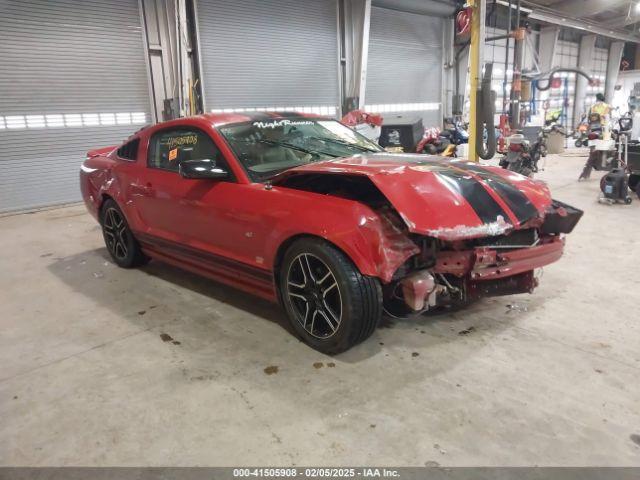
[364,6,444,128]
[195,0,341,116]
[0,0,152,213]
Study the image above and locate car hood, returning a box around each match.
[273,153,553,240]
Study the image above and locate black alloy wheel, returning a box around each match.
[103,206,130,261]
[279,238,382,354]
[286,253,342,339]
[100,199,148,268]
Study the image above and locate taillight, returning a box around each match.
[509,143,522,152]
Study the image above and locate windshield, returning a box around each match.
[218,118,383,181]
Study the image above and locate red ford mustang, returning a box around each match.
[80,112,582,353]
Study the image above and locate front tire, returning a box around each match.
[279,238,382,354]
[100,199,149,268]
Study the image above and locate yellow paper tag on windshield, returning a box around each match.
[168,148,177,161]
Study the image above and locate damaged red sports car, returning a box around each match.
[80,112,582,354]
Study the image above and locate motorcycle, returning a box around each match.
[443,117,469,145]
[499,115,565,177]
[417,120,468,157]
[573,114,589,147]
[499,133,533,176]
[573,115,589,148]
[416,127,456,156]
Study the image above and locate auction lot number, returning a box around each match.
[233,468,399,478]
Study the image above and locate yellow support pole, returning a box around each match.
[467,0,482,162]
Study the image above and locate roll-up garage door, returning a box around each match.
[195,0,340,117]
[364,7,443,127]
[0,0,152,213]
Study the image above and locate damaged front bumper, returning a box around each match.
[433,236,565,281]
[399,238,562,310]
[396,199,583,312]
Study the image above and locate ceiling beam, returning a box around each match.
[602,14,639,28]
[527,9,640,43]
[540,0,628,18]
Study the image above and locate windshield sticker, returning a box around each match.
[168,148,178,161]
[164,134,198,148]
[253,119,314,129]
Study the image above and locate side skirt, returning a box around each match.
[136,232,278,303]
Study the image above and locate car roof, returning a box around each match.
[128,111,330,141]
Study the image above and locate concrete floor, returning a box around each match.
[1,153,639,466]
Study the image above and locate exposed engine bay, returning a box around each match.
[277,172,583,317]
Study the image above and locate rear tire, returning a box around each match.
[279,238,382,354]
[100,199,149,268]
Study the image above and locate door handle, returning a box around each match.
[131,182,155,196]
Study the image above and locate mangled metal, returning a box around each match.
[273,155,583,315]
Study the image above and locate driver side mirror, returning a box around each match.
[179,159,229,180]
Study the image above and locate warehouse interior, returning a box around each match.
[1,0,640,470]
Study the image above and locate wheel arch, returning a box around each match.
[98,195,135,232]
[98,193,129,225]
[99,193,114,213]
[273,233,365,279]
[274,234,384,353]
[271,220,416,290]
[272,233,379,298]
[96,193,114,223]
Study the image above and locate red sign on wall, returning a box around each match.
[455,8,472,45]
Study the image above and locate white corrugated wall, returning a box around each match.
[0,0,153,213]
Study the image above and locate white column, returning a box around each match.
[340,0,371,112]
[535,26,559,109]
[575,35,596,127]
[538,26,559,74]
[605,42,625,104]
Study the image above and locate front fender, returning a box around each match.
[263,192,419,283]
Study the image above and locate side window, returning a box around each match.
[147,128,230,176]
[116,138,139,161]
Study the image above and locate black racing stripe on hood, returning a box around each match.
[453,163,539,224]
[436,169,511,225]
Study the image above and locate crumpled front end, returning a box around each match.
[384,199,583,315]
[273,157,583,314]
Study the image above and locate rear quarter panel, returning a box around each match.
[80,153,118,221]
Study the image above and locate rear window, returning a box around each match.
[117,139,139,161]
